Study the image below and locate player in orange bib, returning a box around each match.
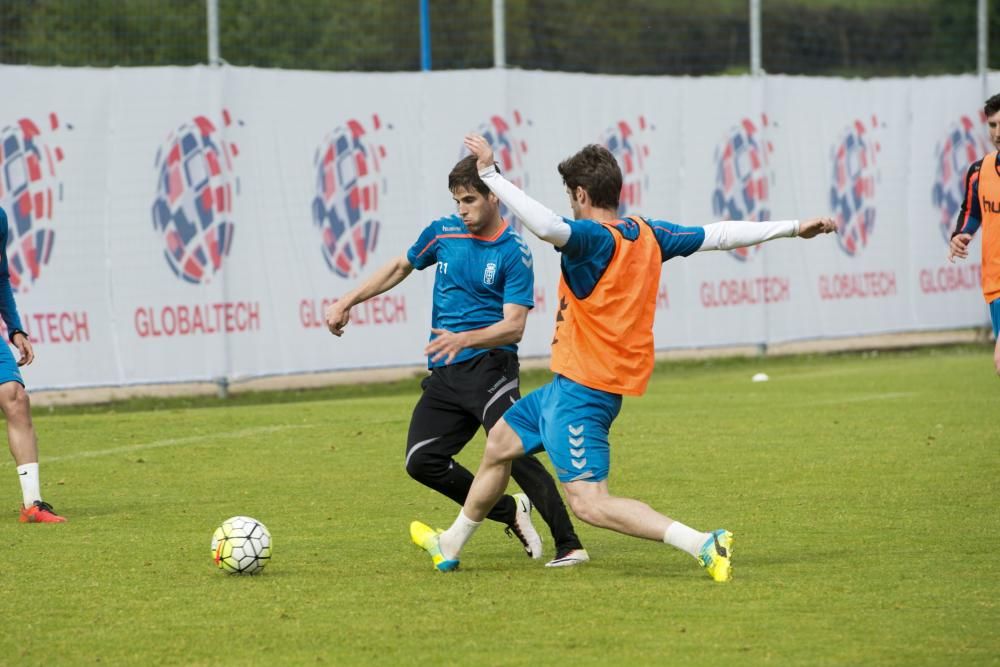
[410,135,835,582]
[949,93,1000,376]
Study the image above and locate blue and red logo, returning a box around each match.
[932,112,988,242]
[0,113,67,292]
[712,115,774,261]
[601,116,651,216]
[152,109,242,285]
[464,111,529,229]
[312,115,388,279]
[830,116,881,257]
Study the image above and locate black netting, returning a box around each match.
[0,0,996,75]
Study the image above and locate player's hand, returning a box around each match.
[425,328,468,364]
[798,216,837,238]
[325,301,352,337]
[463,135,495,172]
[948,233,972,262]
[11,332,33,367]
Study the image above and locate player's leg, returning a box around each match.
[405,371,520,525]
[542,376,732,581]
[412,383,550,570]
[509,458,585,561]
[0,360,64,523]
[994,336,1000,377]
[561,480,732,581]
[990,298,1000,376]
[475,351,584,561]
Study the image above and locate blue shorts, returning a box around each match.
[0,343,23,386]
[991,298,1000,339]
[504,374,622,483]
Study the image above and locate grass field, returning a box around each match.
[1,346,997,666]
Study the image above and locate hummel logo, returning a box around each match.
[568,425,584,436]
[556,296,568,322]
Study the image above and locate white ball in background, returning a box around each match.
[751,372,769,383]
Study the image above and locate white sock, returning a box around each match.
[439,511,482,560]
[16,462,41,507]
[664,521,711,559]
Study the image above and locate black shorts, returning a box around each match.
[406,349,521,459]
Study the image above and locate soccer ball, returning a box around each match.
[211,516,272,575]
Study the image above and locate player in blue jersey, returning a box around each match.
[411,137,835,581]
[325,156,587,566]
[0,207,65,523]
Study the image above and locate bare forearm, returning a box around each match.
[460,319,524,350]
[340,256,413,307]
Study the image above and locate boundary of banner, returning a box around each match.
[25,327,992,407]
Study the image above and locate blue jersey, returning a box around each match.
[0,207,24,335]
[406,215,534,368]
[558,217,705,298]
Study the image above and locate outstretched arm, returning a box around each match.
[698,217,836,252]
[424,303,529,364]
[324,254,414,336]
[464,135,572,247]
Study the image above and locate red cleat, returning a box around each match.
[19,500,66,523]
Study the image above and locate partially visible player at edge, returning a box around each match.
[411,135,836,582]
[0,206,65,523]
[948,92,1000,376]
[326,155,588,567]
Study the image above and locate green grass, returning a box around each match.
[1,346,997,665]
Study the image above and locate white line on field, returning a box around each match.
[813,391,915,405]
[2,424,314,466]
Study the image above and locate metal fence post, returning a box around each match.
[979,0,988,99]
[420,0,431,71]
[493,0,506,68]
[750,0,762,75]
[207,0,220,66]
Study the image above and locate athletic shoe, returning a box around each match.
[698,529,733,582]
[19,500,67,524]
[506,493,543,559]
[545,548,590,568]
[409,520,459,572]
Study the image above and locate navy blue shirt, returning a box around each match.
[559,217,705,299]
[407,215,534,368]
[0,208,24,334]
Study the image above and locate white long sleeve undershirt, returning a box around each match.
[480,166,572,246]
[479,164,799,251]
[699,219,800,251]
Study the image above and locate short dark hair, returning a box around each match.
[557,144,622,210]
[986,94,1000,117]
[448,155,490,197]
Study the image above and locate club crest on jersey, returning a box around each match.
[483,262,497,285]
